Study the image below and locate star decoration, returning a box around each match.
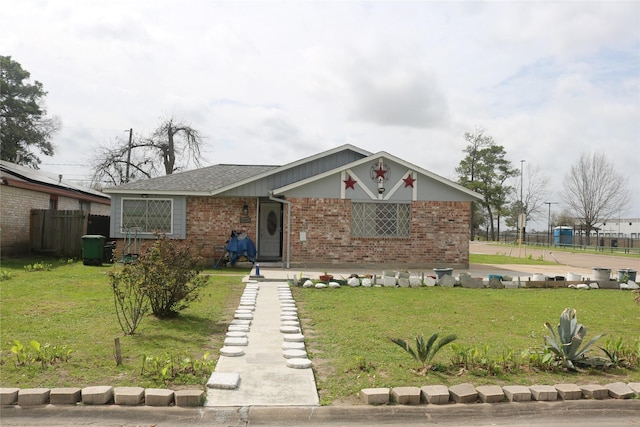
[343,175,357,190]
[403,174,416,188]
[373,165,388,179]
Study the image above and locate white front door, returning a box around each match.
[258,202,282,259]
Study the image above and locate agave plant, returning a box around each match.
[543,308,604,371]
[391,333,457,374]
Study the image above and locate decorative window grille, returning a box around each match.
[351,202,411,237]
[121,199,172,233]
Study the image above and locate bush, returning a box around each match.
[120,235,209,319]
[141,235,209,318]
[110,266,149,335]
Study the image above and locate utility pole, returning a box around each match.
[125,128,133,183]
[544,202,557,247]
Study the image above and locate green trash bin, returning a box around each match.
[82,235,106,266]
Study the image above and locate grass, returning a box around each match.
[1,255,639,406]
[469,253,557,265]
[0,257,247,389]
[479,241,640,259]
[292,286,640,404]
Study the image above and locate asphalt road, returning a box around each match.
[2,400,640,426]
[470,241,640,272]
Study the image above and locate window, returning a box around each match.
[351,202,411,237]
[121,198,172,234]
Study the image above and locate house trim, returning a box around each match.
[272,151,483,201]
[1,177,110,205]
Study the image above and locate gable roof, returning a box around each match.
[103,144,372,195]
[272,150,484,201]
[102,144,481,201]
[0,160,110,203]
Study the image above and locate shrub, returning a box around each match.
[110,266,149,335]
[136,235,209,318]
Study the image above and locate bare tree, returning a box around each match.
[91,137,157,188]
[561,152,630,244]
[506,164,551,229]
[147,117,204,175]
[91,116,205,187]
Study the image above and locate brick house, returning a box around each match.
[1,160,111,255]
[103,145,482,268]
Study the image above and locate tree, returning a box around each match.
[92,131,156,187]
[505,164,551,230]
[561,152,630,245]
[552,208,576,227]
[92,116,205,187]
[0,55,61,167]
[456,129,518,241]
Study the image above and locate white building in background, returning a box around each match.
[594,218,640,238]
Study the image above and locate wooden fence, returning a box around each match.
[30,210,110,258]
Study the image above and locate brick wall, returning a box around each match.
[186,197,257,265]
[0,185,49,255]
[58,196,80,210]
[90,202,111,216]
[108,197,471,268]
[287,198,471,268]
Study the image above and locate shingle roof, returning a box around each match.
[103,164,279,194]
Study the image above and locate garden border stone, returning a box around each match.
[17,388,50,406]
[50,387,81,405]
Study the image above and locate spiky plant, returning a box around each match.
[391,333,457,374]
[543,308,604,371]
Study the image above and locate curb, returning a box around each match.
[2,382,638,408]
[1,400,640,425]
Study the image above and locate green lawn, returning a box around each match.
[1,256,639,405]
[469,253,557,265]
[292,286,640,404]
[0,258,246,389]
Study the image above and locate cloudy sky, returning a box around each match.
[2,1,639,230]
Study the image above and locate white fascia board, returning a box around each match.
[272,151,484,201]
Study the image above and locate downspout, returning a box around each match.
[269,192,291,269]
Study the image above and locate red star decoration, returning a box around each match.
[403,174,416,188]
[373,165,387,179]
[343,175,357,190]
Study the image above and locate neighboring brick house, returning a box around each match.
[103,145,483,268]
[0,160,111,255]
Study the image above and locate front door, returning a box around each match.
[258,202,282,260]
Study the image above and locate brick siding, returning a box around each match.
[0,186,49,255]
[109,197,471,268]
[186,197,257,265]
[287,198,471,268]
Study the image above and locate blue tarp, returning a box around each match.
[226,232,256,266]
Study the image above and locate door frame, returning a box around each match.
[257,200,283,261]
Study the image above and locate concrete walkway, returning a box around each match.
[204,281,319,407]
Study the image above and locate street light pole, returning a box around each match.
[518,160,525,256]
[544,202,557,247]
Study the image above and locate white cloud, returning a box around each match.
[1,0,638,228]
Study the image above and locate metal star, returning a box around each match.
[343,175,357,190]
